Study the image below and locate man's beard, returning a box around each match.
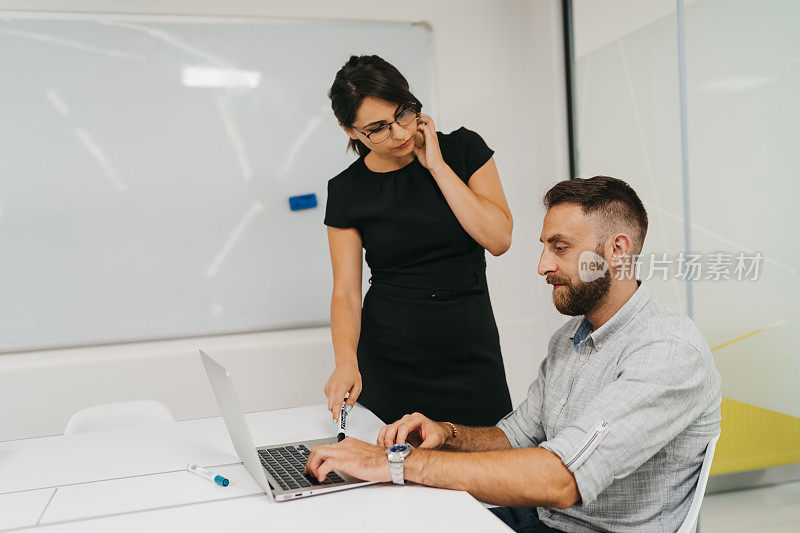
[547,264,611,316]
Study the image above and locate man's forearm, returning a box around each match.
[404,447,579,509]
[442,424,511,452]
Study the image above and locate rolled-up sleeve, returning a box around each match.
[496,358,547,448]
[539,337,718,505]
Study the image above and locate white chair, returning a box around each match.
[676,433,720,533]
[64,400,174,435]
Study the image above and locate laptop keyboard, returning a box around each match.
[258,444,345,491]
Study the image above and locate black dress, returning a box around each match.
[323,127,512,426]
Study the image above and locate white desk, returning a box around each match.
[0,404,511,532]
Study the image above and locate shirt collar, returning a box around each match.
[571,318,594,351]
[588,280,650,347]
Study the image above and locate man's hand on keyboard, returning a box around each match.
[377,412,449,449]
[304,437,392,484]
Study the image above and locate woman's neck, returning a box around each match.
[363,151,415,173]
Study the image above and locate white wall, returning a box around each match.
[0,0,569,441]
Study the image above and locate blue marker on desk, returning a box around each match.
[187,464,229,486]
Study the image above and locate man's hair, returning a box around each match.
[543,176,649,254]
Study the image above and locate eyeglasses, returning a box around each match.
[354,108,418,144]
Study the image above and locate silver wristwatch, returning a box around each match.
[386,443,413,485]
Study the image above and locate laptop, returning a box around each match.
[199,349,377,501]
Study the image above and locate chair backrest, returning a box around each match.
[64,400,174,435]
[676,433,720,533]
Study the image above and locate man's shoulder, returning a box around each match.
[633,291,710,354]
[624,291,721,392]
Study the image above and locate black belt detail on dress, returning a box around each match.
[368,272,487,301]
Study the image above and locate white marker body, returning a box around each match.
[187,463,216,481]
[337,401,347,440]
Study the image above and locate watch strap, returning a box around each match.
[389,458,405,485]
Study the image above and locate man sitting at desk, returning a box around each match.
[306,176,722,533]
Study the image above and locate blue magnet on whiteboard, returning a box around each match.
[289,193,317,211]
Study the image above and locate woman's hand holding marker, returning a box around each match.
[324,364,360,422]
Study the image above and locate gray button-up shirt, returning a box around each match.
[497,283,721,532]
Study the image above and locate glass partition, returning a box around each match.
[571,0,800,475]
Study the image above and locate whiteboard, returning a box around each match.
[0,13,435,352]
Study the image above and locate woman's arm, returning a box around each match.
[414,114,513,256]
[324,226,364,420]
[432,157,513,256]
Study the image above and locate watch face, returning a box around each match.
[389,444,410,453]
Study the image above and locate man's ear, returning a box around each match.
[609,233,634,259]
[339,122,359,141]
[607,233,637,279]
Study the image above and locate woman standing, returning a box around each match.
[323,55,512,427]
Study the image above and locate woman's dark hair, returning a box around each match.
[328,55,422,158]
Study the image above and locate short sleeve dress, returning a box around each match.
[324,127,512,426]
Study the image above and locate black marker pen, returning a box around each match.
[337,400,347,442]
